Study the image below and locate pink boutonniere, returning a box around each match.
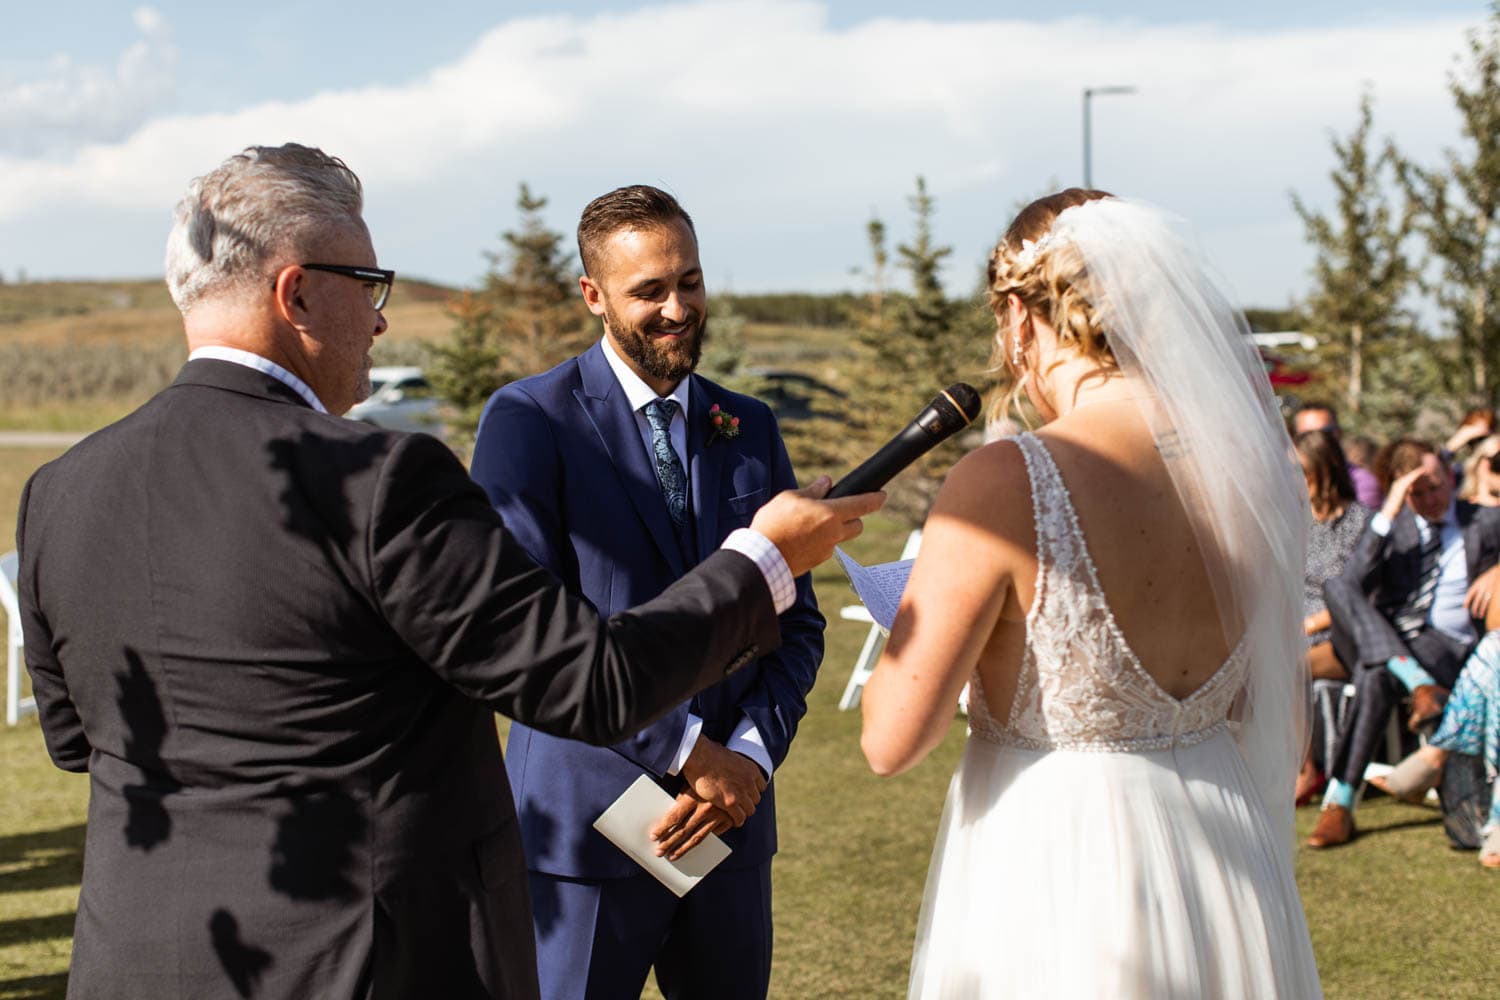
[708,403,741,443]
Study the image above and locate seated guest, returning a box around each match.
[1370,627,1500,867]
[1446,406,1496,460]
[1296,430,1372,804]
[1460,435,1500,507]
[1309,438,1500,847]
[1293,401,1382,510]
[1344,434,1378,474]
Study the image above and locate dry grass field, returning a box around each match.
[0,279,458,431]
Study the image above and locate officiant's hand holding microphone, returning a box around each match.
[744,381,983,569]
[744,476,884,576]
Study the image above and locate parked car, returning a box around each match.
[1258,348,1316,390]
[346,366,446,437]
[745,368,847,423]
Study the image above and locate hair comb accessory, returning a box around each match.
[1015,231,1057,268]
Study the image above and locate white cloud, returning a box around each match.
[0,1,1485,303]
[0,6,177,158]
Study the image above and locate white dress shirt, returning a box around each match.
[1369,499,1475,644]
[189,346,328,413]
[600,336,779,778]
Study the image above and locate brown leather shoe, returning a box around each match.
[1306,804,1355,848]
[1407,684,1450,734]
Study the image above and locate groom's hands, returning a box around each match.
[650,791,732,861]
[681,736,766,822]
[649,736,768,860]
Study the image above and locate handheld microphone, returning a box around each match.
[827,383,983,498]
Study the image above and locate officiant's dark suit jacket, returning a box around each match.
[14,359,780,1000]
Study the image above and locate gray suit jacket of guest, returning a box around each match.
[1323,502,1500,669]
[14,359,780,1000]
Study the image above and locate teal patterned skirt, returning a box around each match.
[1433,631,1500,832]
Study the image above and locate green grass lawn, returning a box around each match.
[1,512,1496,997]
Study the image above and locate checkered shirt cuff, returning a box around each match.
[722,528,797,615]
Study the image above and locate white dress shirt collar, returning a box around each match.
[188,346,328,414]
[600,335,691,416]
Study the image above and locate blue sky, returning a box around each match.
[1,2,1492,308]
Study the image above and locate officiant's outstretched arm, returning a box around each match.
[14,144,880,1000]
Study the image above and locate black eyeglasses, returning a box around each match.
[299,263,396,310]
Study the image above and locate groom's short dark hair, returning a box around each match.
[577,185,695,278]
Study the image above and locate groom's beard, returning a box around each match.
[605,304,707,386]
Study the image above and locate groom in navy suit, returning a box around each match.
[470,186,823,999]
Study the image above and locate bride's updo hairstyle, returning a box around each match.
[987,187,1114,419]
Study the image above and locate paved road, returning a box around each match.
[0,431,88,448]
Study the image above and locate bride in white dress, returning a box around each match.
[860,191,1322,998]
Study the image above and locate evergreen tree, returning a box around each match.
[423,292,504,455]
[1398,9,1500,401]
[424,184,592,451]
[482,183,593,384]
[1291,90,1417,420]
[697,294,763,397]
[836,177,993,526]
[861,216,888,326]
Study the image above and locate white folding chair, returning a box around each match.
[837,530,922,711]
[0,551,38,726]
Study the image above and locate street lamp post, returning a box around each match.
[1083,85,1136,188]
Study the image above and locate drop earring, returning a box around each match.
[1012,337,1025,369]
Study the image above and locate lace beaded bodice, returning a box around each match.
[968,433,1248,753]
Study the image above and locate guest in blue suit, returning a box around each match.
[470,185,824,1000]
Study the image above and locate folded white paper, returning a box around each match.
[593,775,731,897]
[834,547,914,632]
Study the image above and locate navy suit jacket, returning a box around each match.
[470,342,824,879]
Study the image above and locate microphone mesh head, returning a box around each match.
[943,383,983,423]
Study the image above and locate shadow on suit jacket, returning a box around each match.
[13,359,781,1000]
[470,342,824,882]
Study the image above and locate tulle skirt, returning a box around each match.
[908,730,1322,999]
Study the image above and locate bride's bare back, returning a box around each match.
[977,403,1235,720]
[863,398,1237,775]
